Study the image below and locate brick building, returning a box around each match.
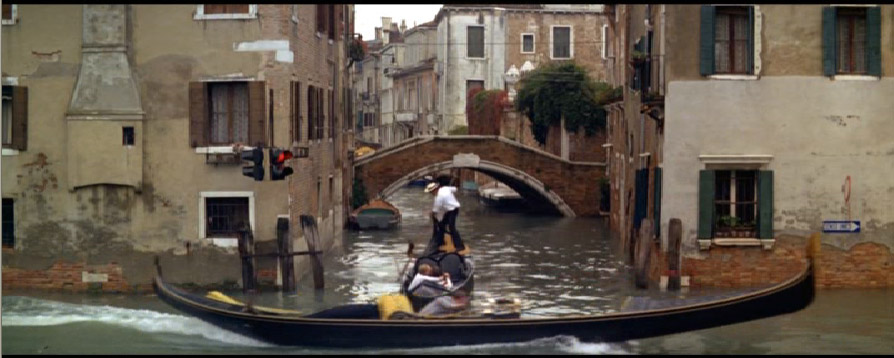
[1,4,354,292]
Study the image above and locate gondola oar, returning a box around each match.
[397,242,416,283]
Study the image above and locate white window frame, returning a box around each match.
[194,5,258,21]
[466,25,486,59]
[601,25,609,59]
[198,191,255,247]
[550,25,574,60]
[520,33,535,54]
[2,4,18,25]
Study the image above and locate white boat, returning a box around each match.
[477,182,524,210]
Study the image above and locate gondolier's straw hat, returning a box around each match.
[424,182,439,193]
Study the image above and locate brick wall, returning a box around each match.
[1,261,153,293]
[648,235,894,288]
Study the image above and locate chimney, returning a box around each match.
[381,17,392,30]
[400,19,407,33]
[375,27,382,40]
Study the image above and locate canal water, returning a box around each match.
[2,187,893,354]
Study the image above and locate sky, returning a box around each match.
[354,5,443,41]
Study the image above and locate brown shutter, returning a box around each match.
[289,82,294,142]
[204,4,225,14]
[188,82,209,147]
[11,86,28,151]
[2,4,12,20]
[248,81,266,147]
[295,82,301,143]
[227,4,249,14]
[316,5,325,33]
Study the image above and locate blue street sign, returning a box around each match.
[822,220,861,233]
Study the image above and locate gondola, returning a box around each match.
[348,199,402,230]
[152,235,818,348]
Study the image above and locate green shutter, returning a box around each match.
[822,6,837,77]
[698,170,715,239]
[747,6,755,75]
[653,167,662,238]
[758,170,774,239]
[699,5,715,76]
[866,7,881,77]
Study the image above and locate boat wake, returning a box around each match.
[1,296,272,347]
[368,335,630,355]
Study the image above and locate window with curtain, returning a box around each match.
[522,34,534,53]
[203,4,250,14]
[714,7,750,74]
[208,82,249,145]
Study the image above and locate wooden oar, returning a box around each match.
[397,242,416,283]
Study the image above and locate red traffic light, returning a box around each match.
[275,150,294,163]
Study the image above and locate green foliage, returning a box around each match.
[514,61,610,145]
[448,125,468,135]
[351,173,369,210]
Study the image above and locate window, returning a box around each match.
[316,4,327,34]
[329,89,335,139]
[836,8,866,74]
[205,196,249,238]
[521,33,535,54]
[328,4,335,40]
[698,170,773,242]
[308,86,317,140]
[699,5,755,76]
[823,6,881,77]
[195,4,257,20]
[2,86,12,146]
[203,4,249,14]
[551,26,572,59]
[467,26,484,58]
[466,80,484,97]
[189,81,264,148]
[291,81,301,143]
[209,82,249,145]
[713,170,757,237]
[2,85,27,151]
[2,4,16,25]
[714,7,750,74]
[2,198,13,248]
[122,127,135,146]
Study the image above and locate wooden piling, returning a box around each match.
[668,218,682,290]
[277,217,296,293]
[237,224,257,293]
[635,219,653,289]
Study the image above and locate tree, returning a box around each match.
[514,61,612,145]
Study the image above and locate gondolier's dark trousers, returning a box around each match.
[439,208,465,251]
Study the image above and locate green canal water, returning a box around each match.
[2,187,893,354]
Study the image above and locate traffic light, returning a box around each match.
[241,147,264,181]
[270,148,294,181]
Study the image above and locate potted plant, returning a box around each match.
[630,50,647,64]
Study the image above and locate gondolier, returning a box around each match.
[425,178,465,253]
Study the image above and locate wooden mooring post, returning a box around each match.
[237,224,257,293]
[667,218,683,290]
[634,219,653,289]
[277,216,296,293]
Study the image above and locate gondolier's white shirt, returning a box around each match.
[432,186,461,221]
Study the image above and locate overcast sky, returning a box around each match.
[354,5,443,41]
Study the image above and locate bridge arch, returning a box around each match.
[354,136,605,217]
[379,158,575,217]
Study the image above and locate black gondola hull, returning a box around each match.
[152,261,814,348]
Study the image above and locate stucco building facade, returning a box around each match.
[1,4,354,291]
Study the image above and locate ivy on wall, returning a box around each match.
[467,89,508,135]
[515,61,617,145]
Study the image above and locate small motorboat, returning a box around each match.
[349,199,401,230]
[477,182,525,210]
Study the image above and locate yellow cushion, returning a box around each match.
[377,294,413,320]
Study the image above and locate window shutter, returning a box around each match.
[758,170,774,239]
[698,170,715,239]
[699,5,716,76]
[653,167,662,238]
[248,81,266,147]
[11,86,28,151]
[866,7,881,77]
[188,82,208,147]
[747,6,755,75]
[634,169,648,229]
[822,7,837,77]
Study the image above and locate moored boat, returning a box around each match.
[349,199,401,230]
[477,182,525,210]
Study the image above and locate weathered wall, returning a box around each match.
[2,5,351,291]
[663,78,894,257]
[436,9,507,132]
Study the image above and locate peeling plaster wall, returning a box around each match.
[663,78,894,257]
[1,5,350,288]
[436,9,507,132]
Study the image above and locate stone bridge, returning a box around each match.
[353,135,606,217]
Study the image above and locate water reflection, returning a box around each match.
[302,186,636,317]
